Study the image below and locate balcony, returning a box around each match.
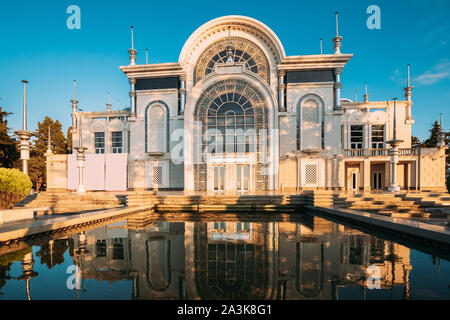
[344,148,417,157]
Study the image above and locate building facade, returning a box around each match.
[47,15,447,192]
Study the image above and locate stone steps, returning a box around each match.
[14,191,126,214]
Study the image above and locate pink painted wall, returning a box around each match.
[67,154,127,191]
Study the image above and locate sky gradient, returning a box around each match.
[0,0,449,141]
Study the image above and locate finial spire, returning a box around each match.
[332,11,343,54]
[407,63,410,87]
[335,11,339,37]
[107,92,111,111]
[47,126,52,153]
[21,80,28,131]
[320,38,323,54]
[131,26,134,50]
[392,98,398,140]
[364,82,369,102]
[404,64,413,121]
[145,48,148,64]
[439,113,445,147]
[128,26,137,65]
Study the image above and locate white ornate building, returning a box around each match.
[47,15,446,192]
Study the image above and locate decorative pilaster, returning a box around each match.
[129,78,136,121]
[334,68,343,112]
[278,70,286,112]
[179,74,186,115]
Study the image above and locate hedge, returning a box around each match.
[0,168,32,209]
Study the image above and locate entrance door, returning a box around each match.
[213,166,226,192]
[236,165,250,192]
[351,172,358,190]
[373,172,382,190]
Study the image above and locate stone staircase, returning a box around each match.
[395,192,450,210]
[126,192,307,212]
[332,192,429,218]
[14,191,126,214]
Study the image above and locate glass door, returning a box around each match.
[236,165,250,192]
[213,166,226,191]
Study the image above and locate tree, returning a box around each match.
[28,117,67,191]
[411,136,421,147]
[0,106,19,168]
[422,120,441,147]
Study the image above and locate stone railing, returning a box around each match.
[344,148,418,157]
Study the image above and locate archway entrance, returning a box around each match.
[193,78,269,192]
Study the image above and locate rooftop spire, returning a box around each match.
[332,11,342,54]
[404,64,413,121]
[106,92,111,111]
[128,26,137,65]
[364,82,369,102]
[47,126,52,154]
[145,48,148,64]
[320,38,323,54]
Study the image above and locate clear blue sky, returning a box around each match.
[0,0,449,141]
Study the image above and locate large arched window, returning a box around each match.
[296,95,324,150]
[206,93,255,154]
[193,79,268,191]
[145,101,169,153]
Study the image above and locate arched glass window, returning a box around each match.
[296,96,323,150]
[205,93,255,155]
[148,105,165,153]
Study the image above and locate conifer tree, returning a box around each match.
[0,106,19,168]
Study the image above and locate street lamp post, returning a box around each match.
[387,98,404,192]
[14,80,33,175]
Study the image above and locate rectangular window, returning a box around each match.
[111,131,123,153]
[96,240,106,258]
[371,125,384,149]
[94,132,105,154]
[350,125,363,149]
[112,238,124,260]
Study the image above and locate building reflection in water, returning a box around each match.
[68,215,412,300]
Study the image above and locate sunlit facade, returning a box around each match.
[46,15,447,192]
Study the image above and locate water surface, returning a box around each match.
[0,213,449,300]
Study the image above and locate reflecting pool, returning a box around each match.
[0,213,449,299]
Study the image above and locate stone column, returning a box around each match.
[363,158,371,191]
[129,78,136,121]
[278,70,286,112]
[334,68,343,111]
[179,74,186,114]
[387,141,401,192]
[74,146,87,193]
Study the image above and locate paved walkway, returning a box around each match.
[312,206,450,245]
[0,206,149,243]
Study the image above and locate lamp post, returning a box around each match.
[387,98,403,192]
[14,80,33,175]
[74,117,86,193]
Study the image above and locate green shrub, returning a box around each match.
[0,168,32,209]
